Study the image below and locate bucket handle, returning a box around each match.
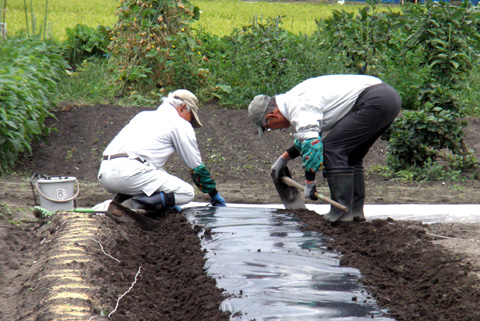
[34,178,80,203]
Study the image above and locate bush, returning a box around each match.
[310,0,479,179]
[384,0,480,178]
[315,0,403,76]
[108,0,207,95]
[197,16,346,106]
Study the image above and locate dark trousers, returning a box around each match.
[323,83,402,168]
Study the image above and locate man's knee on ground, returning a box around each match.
[173,184,195,205]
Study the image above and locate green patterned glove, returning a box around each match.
[191,163,217,194]
[300,137,323,173]
[294,139,302,153]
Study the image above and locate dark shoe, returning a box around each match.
[121,191,175,211]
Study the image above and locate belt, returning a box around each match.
[102,153,146,163]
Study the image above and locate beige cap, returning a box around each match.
[248,94,271,138]
[173,89,202,128]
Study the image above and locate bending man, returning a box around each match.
[98,89,226,212]
[248,75,400,222]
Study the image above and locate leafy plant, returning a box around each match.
[0,36,68,174]
[385,106,468,168]
[402,0,480,109]
[63,24,111,68]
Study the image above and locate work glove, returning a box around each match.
[300,137,323,173]
[271,156,289,179]
[294,139,302,153]
[191,163,217,194]
[210,192,227,207]
[304,181,319,201]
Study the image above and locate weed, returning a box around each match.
[368,164,393,178]
[55,57,120,105]
[65,148,76,162]
[209,154,226,163]
[451,184,466,192]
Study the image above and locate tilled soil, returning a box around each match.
[0,210,230,320]
[289,209,480,321]
[1,103,480,320]
[87,213,231,321]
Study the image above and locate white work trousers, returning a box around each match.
[98,158,194,205]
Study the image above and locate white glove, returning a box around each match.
[271,156,289,179]
[304,181,319,200]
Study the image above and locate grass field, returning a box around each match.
[191,0,371,36]
[4,0,377,40]
[5,0,117,40]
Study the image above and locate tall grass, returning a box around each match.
[5,0,391,40]
[191,0,369,36]
[56,57,120,104]
[462,64,480,116]
[6,0,117,40]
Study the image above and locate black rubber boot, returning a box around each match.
[323,167,354,223]
[121,192,175,212]
[352,166,366,222]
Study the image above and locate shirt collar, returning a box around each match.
[274,94,290,121]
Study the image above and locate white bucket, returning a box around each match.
[35,176,79,212]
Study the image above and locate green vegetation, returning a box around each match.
[1,0,480,180]
[63,24,111,67]
[108,0,206,97]
[191,0,372,36]
[56,56,119,104]
[6,0,117,40]
[5,0,371,38]
[316,0,480,179]
[0,36,67,174]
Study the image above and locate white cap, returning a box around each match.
[172,89,202,128]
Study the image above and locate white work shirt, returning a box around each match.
[102,102,203,170]
[275,75,382,141]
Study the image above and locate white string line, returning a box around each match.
[108,266,142,318]
[426,232,480,242]
[89,238,121,262]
